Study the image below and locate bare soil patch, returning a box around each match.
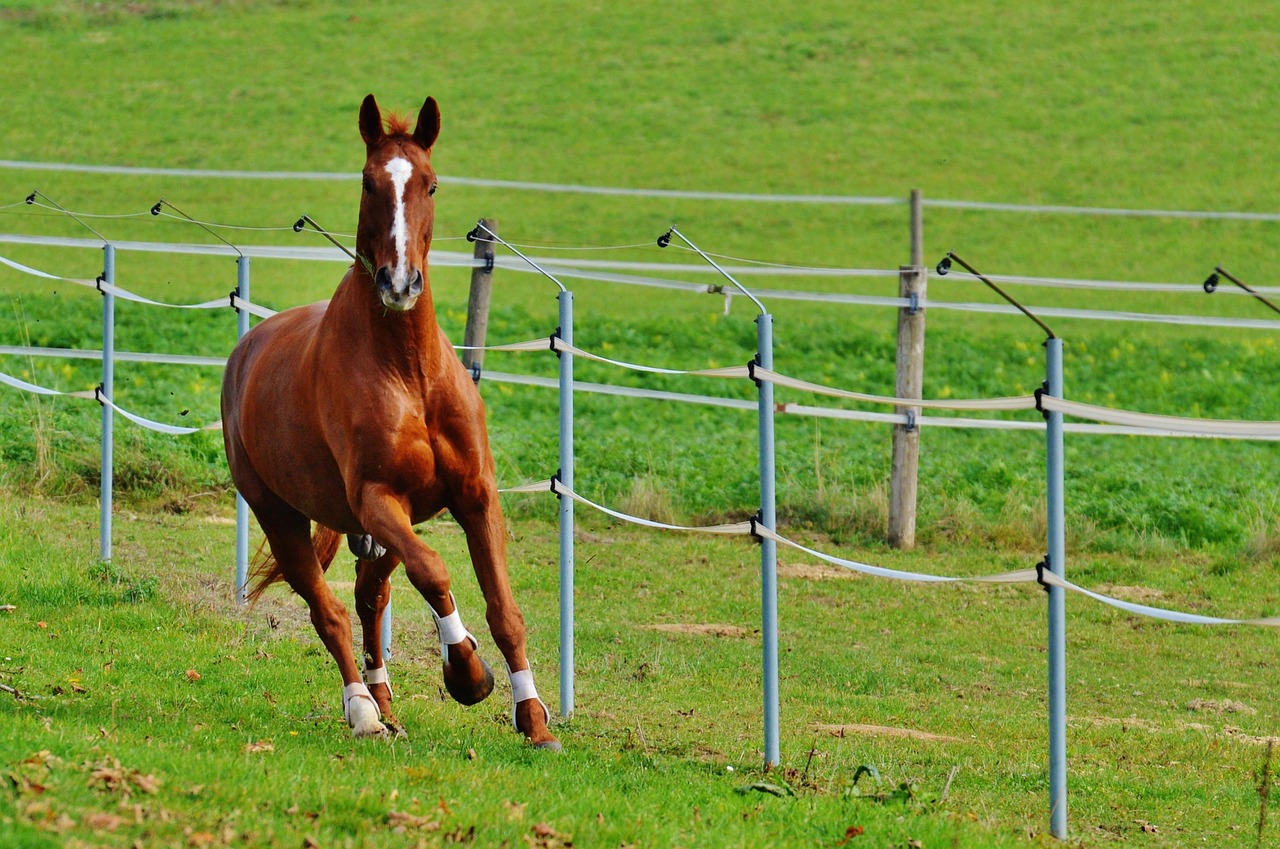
[811,722,962,743]
[645,623,755,638]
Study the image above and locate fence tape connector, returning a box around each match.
[1035,556,1052,594]
[1034,382,1049,420]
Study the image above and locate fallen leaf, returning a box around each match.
[734,781,795,797]
[85,811,126,831]
[386,810,441,832]
[525,822,572,848]
[21,750,59,767]
[836,825,865,845]
[243,740,274,754]
[185,670,202,682]
[907,840,924,849]
[302,837,321,849]
[187,831,217,846]
[502,799,527,822]
[36,621,47,629]
[132,772,161,794]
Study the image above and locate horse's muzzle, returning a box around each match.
[375,266,424,311]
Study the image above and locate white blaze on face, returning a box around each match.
[384,156,414,288]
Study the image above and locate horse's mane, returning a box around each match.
[384,112,412,136]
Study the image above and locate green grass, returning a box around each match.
[3,495,1280,847]
[2,0,1280,845]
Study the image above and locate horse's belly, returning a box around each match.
[223,306,361,531]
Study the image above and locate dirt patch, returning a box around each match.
[645,623,755,638]
[1094,584,1165,602]
[778,562,856,581]
[1073,714,1277,746]
[811,723,962,743]
[1187,698,1257,715]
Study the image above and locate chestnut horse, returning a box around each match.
[221,94,558,749]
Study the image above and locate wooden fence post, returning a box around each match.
[888,191,926,548]
[462,218,497,383]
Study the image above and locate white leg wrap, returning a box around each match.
[364,664,393,699]
[506,665,551,732]
[427,592,477,665]
[342,682,385,737]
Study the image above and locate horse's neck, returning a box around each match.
[330,270,445,379]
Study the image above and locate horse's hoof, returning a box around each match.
[514,698,559,750]
[352,718,388,739]
[443,653,495,706]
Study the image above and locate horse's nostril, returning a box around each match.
[409,270,424,296]
[375,266,393,291]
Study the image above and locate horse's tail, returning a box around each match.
[246,524,343,605]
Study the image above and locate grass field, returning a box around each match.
[2,1,1280,846]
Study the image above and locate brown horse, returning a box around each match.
[220,94,559,749]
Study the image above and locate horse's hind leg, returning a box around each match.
[452,489,560,750]
[352,547,404,732]
[256,505,386,738]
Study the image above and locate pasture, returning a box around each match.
[2,1,1280,846]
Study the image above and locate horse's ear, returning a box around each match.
[413,96,440,152]
[359,94,384,148]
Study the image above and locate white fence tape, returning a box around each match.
[6,337,1280,441]
[6,158,1280,222]
[6,236,1280,331]
[98,392,222,435]
[546,480,1280,627]
[0,369,94,399]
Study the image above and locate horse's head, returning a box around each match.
[356,94,440,312]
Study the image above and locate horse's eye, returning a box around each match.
[362,176,374,194]
[428,183,437,197]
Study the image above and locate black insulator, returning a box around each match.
[936,255,953,276]
[1203,273,1220,294]
[292,217,306,233]
[24,192,36,205]
[150,202,163,216]
[466,224,483,243]
[656,229,673,248]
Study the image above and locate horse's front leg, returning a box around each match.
[352,546,405,733]
[451,486,560,750]
[354,486,495,708]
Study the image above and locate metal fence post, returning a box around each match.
[757,313,780,768]
[1045,337,1068,839]
[99,244,116,563]
[558,289,575,717]
[235,256,251,605]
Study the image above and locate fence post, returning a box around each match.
[463,218,497,383]
[99,244,116,563]
[558,290,575,717]
[1045,337,1068,838]
[757,312,780,768]
[234,256,251,605]
[888,190,926,548]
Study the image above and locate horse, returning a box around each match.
[220,93,559,750]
